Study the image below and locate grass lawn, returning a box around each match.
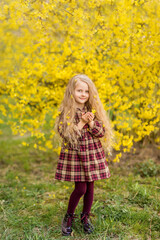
[0,113,160,240]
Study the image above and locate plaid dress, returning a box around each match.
[55,107,111,182]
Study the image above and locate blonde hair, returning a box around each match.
[55,74,113,154]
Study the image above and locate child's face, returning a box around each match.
[74,80,89,108]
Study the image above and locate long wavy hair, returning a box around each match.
[55,74,113,154]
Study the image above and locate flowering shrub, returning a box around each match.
[0,0,159,162]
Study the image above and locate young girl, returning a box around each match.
[55,74,113,236]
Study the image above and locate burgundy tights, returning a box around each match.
[67,181,94,215]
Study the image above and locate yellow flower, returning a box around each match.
[92,109,96,114]
[67,122,70,126]
[34,144,37,149]
[22,141,29,146]
[45,140,53,149]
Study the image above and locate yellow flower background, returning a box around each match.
[0,0,159,162]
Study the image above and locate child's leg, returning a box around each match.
[82,181,94,214]
[67,182,87,214]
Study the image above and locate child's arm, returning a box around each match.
[87,112,105,138]
[80,112,105,138]
[88,120,105,138]
[77,119,87,130]
[77,113,88,130]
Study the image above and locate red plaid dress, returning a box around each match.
[55,107,111,182]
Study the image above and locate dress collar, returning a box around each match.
[76,106,87,112]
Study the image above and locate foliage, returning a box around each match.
[0,130,160,239]
[0,0,160,161]
[134,159,160,177]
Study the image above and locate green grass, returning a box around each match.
[0,109,160,239]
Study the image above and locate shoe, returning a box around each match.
[80,212,94,234]
[61,212,77,236]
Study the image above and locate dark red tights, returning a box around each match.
[67,181,94,215]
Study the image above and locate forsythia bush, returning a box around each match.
[0,0,159,162]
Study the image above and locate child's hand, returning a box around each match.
[78,112,95,130]
[87,112,94,122]
[82,112,94,123]
[81,112,90,123]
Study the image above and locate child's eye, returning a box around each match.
[77,89,89,93]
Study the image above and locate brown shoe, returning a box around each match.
[80,212,94,234]
[61,213,77,236]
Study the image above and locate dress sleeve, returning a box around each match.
[88,120,105,138]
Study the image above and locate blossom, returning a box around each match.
[0,0,159,162]
[92,109,96,114]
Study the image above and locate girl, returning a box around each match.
[55,74,113,236]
